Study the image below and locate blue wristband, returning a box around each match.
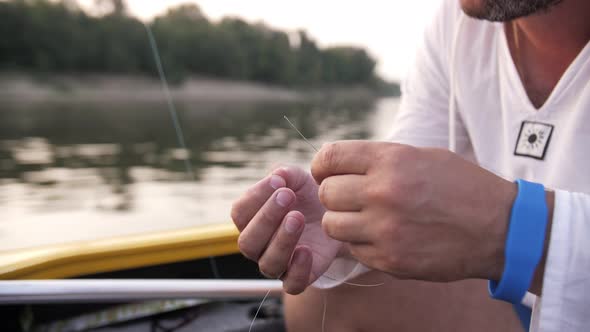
[488,179,548,304]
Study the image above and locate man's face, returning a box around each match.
[460,0,562,21]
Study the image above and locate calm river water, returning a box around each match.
[0,97,399,250]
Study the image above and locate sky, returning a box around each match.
[80,0,445,81]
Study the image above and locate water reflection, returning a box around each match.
[0,98,399,250]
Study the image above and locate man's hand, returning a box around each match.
[311,141,517,282]
[231,166,342,294]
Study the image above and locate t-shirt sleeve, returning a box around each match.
[313,0,467,289]
[530,190,590,331]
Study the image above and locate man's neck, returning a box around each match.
[505,0,590,108]
[514,0,590,56]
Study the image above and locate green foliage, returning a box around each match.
[321,47,376,84]
[0,0,382,86]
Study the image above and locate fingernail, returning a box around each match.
[285,216,302,234]
[276,191,294,207]
[270,175,286,190]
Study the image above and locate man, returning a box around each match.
[231,0,590,330]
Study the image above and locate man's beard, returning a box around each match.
[464,0,562,21]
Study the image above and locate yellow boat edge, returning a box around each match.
[0,223,239,279]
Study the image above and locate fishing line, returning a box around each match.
[283,116,384,284]
[321,286,328,332]
[280,114,515,330]
[249,116,387,332]
[144,23,220,279]
[319,273,384,287]
[283,115,319,152]
[248,289,271,332]
[129,26,506,331]
[145,24,384,329]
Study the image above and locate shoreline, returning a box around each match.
[0,73,386,105]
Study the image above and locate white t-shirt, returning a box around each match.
[317,0,590,331]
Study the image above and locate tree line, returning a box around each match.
[0,0,394,89]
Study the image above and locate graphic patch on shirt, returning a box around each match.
[514,121,554,160]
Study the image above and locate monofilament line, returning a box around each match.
[282,116,385,286]
[320,274,384,287]
[250,116,385,331]
[145,25,193,181]
[283,115,319,152]
[248,289,271,332]
[144,23,220,279]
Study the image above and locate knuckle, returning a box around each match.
[322,213,340,238]
[389,175,406,193]
[397,144,418,158]
[321,213,332,235]
[321,142,340,170]
[380,221,404,252]
[318,180,330,207]
[387,185,406,207]
[389,175,425,208]
[366,180,402,207]
[364,184,389,204]
[284,276,307,295]
[274,234,295,253]
[258,258,281,279]
[257,208,275,225]
[395,144,418,160]
[244,181,264,198]
[258,268,272,279]
[387,254,405,275]
[230,202,245,228]
[379,144,416,168]
[284,285,302,295]
[386,244,412,276]
[368,175,407,208]
[237,235,258,261]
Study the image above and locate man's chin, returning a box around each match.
[459,0,562,22]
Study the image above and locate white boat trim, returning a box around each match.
[0,279,282,304]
